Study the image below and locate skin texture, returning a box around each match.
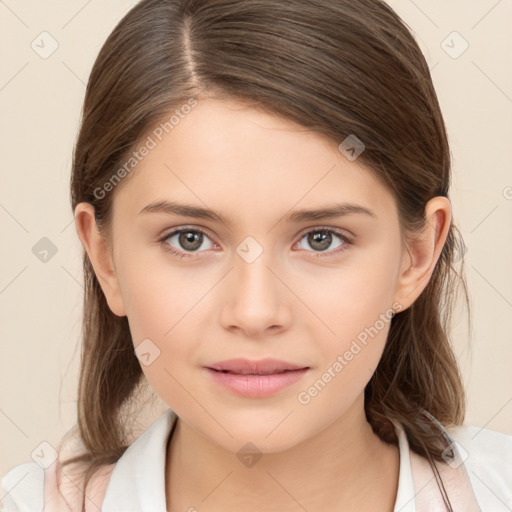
[75,96,452,511]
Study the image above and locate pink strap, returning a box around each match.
[43,460,114,512]
[410,446,481,511]
[43,461,74,512]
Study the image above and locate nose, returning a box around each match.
[219,245,292,337]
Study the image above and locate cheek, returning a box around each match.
[294,248,399,390]
[299,249,399,342]
[122,282,201,410]
[115,252,213,404]
[116,243,208,340]
[295,290,394,424]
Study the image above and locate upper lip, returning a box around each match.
[206,358,309,375]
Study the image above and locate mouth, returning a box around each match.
[206,357,309,375]
[208,368,304,376]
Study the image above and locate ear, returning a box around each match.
[74,203,127,317]
[392,196,452,312]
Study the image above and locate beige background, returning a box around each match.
[1,0,511,476]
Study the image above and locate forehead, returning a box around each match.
[112,97,396,226]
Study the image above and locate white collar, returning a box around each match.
[393,420,416,512]
[101,410,175,511]
[100,409,450,511]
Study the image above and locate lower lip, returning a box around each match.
[205,368,309,398]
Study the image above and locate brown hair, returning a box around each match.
[61,0,470,510]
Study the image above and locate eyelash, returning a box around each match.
[158,226,353,260]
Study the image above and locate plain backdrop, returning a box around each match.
[1,0,511,476]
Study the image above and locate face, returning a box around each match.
[100,97,410,453]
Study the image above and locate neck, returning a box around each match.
[165,396,399,512]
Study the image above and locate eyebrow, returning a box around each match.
[138,200,377,225]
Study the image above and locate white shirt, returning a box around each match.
[1,409,511,511]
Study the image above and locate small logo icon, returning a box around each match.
[31,441,58,469]
[237,442,263,468]
[441,440,469,469]
[236,236,263,264]
[31,31,59,59]
[32,237,58,263]
[338,134,365,161]
[441,31,469,59]
[134,338,161,366]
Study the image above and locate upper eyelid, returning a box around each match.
[161,225,215,242]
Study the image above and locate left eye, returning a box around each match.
[295,229,351,257]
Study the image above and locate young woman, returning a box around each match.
[2,0,511,511]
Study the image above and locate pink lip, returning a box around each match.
[205,358,310,398]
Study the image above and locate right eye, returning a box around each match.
[159,227,216,259]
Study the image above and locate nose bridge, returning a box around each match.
[221,234,288,332]
[234,234,278,302]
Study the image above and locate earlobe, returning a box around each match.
[393,197,452,310]
[74,203,127,317]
